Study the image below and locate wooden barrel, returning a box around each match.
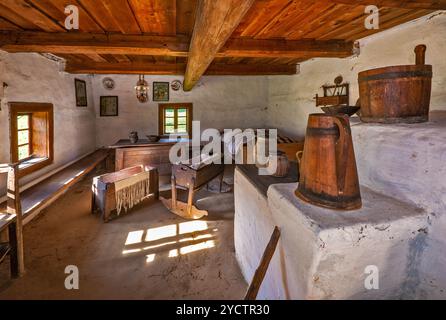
[358,45,432,124]
[296,114,362,210]
[358,65,432,123]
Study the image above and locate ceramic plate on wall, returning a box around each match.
[102,77,115,90]
[171,80,182,91]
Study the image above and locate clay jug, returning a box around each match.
[295,114,361,210]
[129,131,139,144]
[270,150,289,177]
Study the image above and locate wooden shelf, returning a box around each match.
[315,95,349,106]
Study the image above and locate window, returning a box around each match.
[9,103,54,177]
[17,114,32,161]
[159,103,193,137]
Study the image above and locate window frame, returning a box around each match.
[9,102,54,177]
[158,103,193,137]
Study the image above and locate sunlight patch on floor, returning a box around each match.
[122,221,217,263]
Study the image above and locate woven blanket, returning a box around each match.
[114,171,151,215]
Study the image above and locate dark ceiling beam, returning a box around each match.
[0,31,190,56]
[221,38,354,58]
[0,31,354,59]
[64,61,298,76]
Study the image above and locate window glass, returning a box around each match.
[17,115,30,130]
[160,104,191,135]
[178,117,187,125]
[18,145,30,160]
[18,130,30,145]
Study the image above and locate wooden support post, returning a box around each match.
[171,176,177,210]
[244,226,281,300]
[6,163,25,277]
[183,0,255,91]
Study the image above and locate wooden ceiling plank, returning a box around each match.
[316,6,395,40]
[282,1,339,39]
[233,0,292,38]
[76,0,120,32]
[27,0,103,33]
[254,0,314,39]
[183,0,256,91]
[113,54,131,63]
[0,0,64,31]
[77,0,141,34]
[100,54,120,63]
[345,9,433,40]
[305,5,366,39]
[57,53,84,63]
[65,61,297,75]
[0,4,38,30]
[285,3,344,40]
[176,0,197,35]
[100,0,142,34]
[129,0,176,35]
[321,0,446,10]
[334,7,412,39]
[83,53,109,63]
[0,17,23,30]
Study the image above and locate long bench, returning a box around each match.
[1,148,111,224]
[0,149,111,278]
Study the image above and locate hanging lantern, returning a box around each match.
[135,75,149,103]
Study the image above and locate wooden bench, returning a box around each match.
[92,165,159,222]
[0,149,111,224]
[0,149,112,278]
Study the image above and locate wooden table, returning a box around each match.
[109,139,190,176]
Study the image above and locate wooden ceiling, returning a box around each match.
[0,0,443,90]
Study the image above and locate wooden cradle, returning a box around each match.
[161,161,225,220]
[92,165,159,222]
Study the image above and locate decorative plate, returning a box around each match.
[171,80,182,91]
[102,77,115,90]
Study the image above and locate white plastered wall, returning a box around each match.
[0,52,96,195]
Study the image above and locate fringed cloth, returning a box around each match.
[114,171,152,216]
